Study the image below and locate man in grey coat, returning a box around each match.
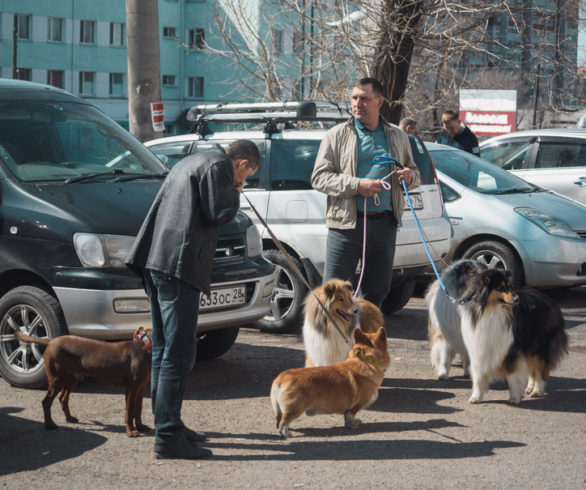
[126,139,259,460]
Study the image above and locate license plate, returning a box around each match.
[200,285,246,311]
[403,193,423,210]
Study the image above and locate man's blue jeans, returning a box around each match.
[143,269,200,445]
[323,212,397,308]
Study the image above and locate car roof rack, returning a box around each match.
[186,101,351,136]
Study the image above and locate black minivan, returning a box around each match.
[0,80,274,388]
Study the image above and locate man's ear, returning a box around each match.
[236,158,249,169]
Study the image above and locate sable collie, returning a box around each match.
[425,259,487,379]
[456,268,568,404]
[302,279,383,367]
[270,327,389,438]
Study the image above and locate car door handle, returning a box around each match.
[574,177,586,187]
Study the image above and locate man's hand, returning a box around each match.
[357,178,383,198]
[397,168,413,186]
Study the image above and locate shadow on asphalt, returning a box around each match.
[202,434,525,461]
[0,406,106,476]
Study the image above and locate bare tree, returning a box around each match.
[208,0,582,128]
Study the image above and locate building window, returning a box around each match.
[16,14,32,40]
[187,77,204,98]
[109,73,124,97]
[80,20,96,44]
[79,72,95,95]
[188,28,205,49]
[163,75,176,86]
[110,22,125,46]
[163,26,177,39]
[47,70,64,88]
[48,17,64,42]
[16,68,32,81]
[272,29,284,54]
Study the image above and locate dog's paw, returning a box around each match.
[437,373,449,381]
[507,396,522,405]
[66,416,78,423]
[278,425,291,438]
[468,395,482,404]
[137,424,151,433]
[127,429,140,437]
[344,412,361,429]
[45,422,58,430]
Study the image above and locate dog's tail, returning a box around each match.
[14,330,51,346]
[269,380,283,428]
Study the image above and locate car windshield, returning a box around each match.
[0,100,168,182]
[429,147,539,195]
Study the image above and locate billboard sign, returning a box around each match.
[459,89,517,137]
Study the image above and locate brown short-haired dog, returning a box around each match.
[270,326,390,438]
[15,326,152,437]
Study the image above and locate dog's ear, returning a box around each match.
[353,327,369,344]
[374,326,387,348]
[343,280,354,292]
[323,281,336,298]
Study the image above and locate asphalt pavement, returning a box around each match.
[1,287,585,489]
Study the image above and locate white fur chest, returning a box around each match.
[460,307,514,376]
[303,317,352,366]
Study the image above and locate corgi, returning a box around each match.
[270,326,389,438]
[425,259,487,379]
[302,278,383,367]
[456,268,568,404]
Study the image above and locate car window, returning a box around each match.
[430,147,536,195]
[535,142,586,169]
[149,141,193,167]
[439,181,460,203]
[481,140,530,170]
[0,101,167,182]
[270,139,319,190]
[409,136,436,184]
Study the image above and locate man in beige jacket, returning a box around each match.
[311,78,420,308]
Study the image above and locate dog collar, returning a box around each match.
[354,348,383,369]
[137,330,152,353]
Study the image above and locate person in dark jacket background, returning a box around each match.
[437,109,480,156]
[126,139,260,460]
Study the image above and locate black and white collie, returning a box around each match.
[426,259,487,380]
[457,267,568,404]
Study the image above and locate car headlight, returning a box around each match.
[73,233,135,268]
[515,207,579,238]
[245,225,262,258]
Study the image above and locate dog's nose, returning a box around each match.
[513,294,519,305]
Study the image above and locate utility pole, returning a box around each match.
[126,0,163,142]
[12,15,18,78]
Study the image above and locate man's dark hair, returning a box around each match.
[442,109,459,124]
[226,139,261,169]
[355,77,383,97]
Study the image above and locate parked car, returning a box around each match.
[0,80,274,388]
[479,128,586,204]
[426,142,586,289]
[146,101,452,333]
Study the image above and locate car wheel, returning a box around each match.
[196,326,240,361]
[0,286,68,389]
[380,277,416,315]
[462,240,524,288]
[253,249,307,334]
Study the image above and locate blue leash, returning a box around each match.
[372,155,460,304]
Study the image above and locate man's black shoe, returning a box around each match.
[184,427,208,443]
[154,439,212,460]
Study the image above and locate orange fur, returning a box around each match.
[271,327,390,438]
